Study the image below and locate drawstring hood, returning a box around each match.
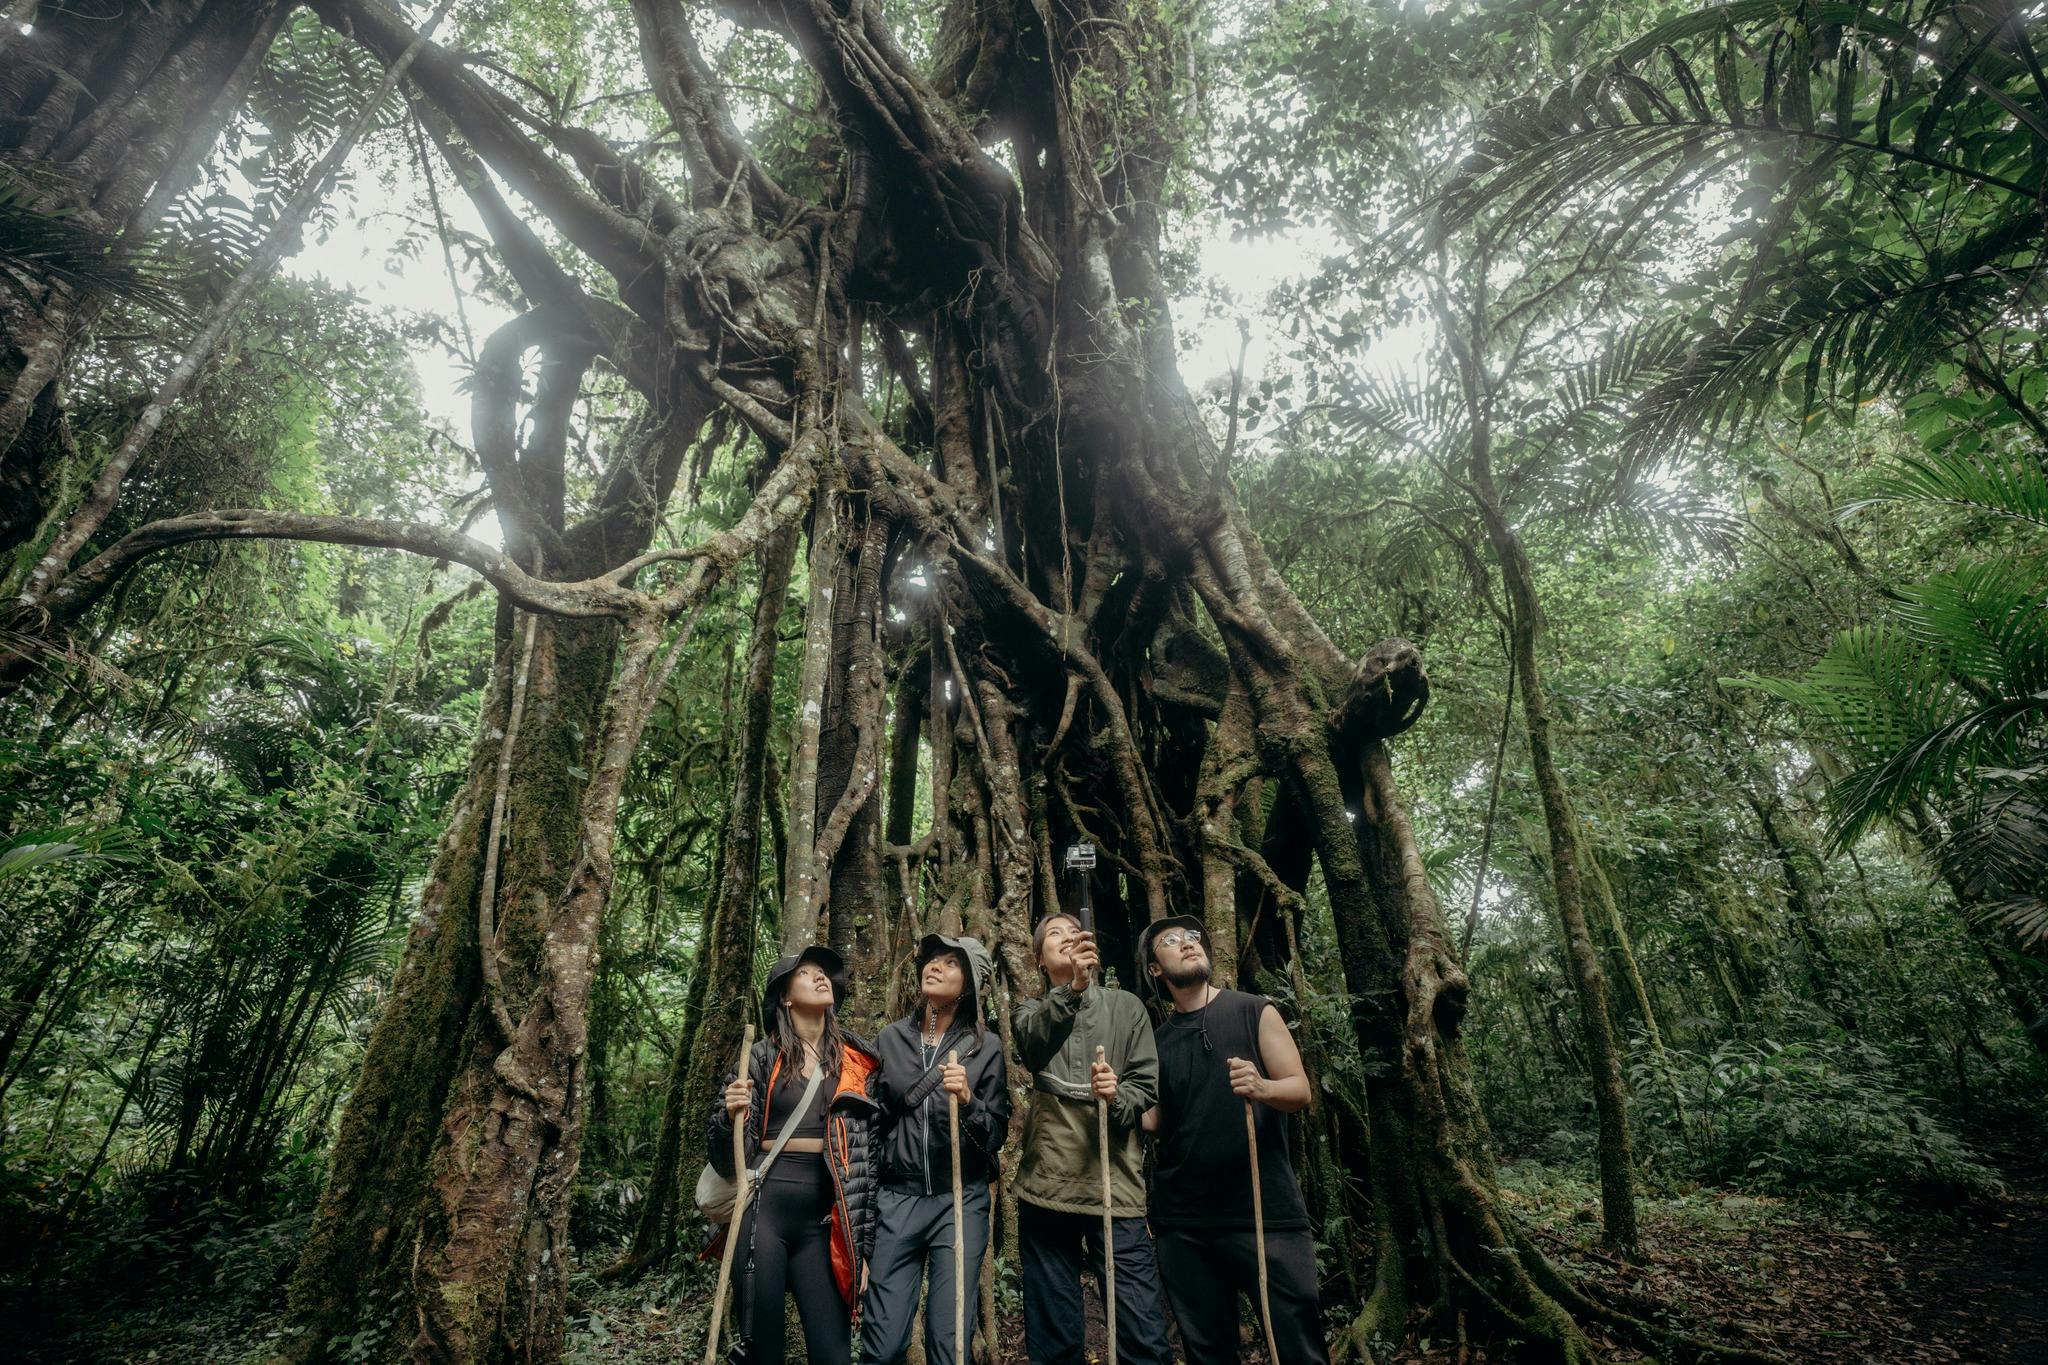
[873,935,1011,1192]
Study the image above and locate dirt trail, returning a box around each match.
[1892,1138,2048,1365]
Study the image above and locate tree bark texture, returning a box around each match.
[617,523,799,1271]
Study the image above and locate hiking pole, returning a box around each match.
[1096,1043,1117,1365]
[1244,1084,1279,1365]
[1065,845,1115,1365]
[948,1047,966,1364]
[704,1023,755,1365]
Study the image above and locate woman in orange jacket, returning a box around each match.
[707,946,880,1365]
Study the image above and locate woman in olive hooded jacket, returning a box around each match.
[1010,913,1173,1365]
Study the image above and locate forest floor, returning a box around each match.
[1481,1135,2048,1365]
[19,1143,2045,1363]
[553,1143,2048,1365]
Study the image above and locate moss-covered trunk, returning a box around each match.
[273,606,623,1363]
[1471,466,1640,1256]
[616,524,799,1273]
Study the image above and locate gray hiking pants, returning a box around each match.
[858,1181,991,1365]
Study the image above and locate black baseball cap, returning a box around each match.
[1133,915,1205,996]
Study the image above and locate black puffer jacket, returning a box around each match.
[707,1033,880,1304]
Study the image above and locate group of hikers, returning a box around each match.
[703,908,1330,1365]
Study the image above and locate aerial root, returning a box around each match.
[1511,1229,1784,1365]
[1443,1251,1605,1365]
[1332,1261,1404,1364]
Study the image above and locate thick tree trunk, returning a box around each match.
[272,608,625,1363]
[818,510,890,994]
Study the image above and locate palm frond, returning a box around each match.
[1623,213,2044,457]
[1855,449,2048,532]
[1736,564,2048,846]
[1889,559,2048,696]
[0,174,189,319]
[1425,1,2043,246]
[1327,368,1470,461]
[1835,689,2047,838]
[0,824,135,879]
[1732,622,1961,778]
[1995,895,2048,946]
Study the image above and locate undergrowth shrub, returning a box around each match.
[1632,1038,2001,1206]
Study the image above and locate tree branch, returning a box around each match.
[28,510,642,628]
[626,0,794,218]
[311,0,662,294]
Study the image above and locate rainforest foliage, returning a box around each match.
[0,0,2043,1362]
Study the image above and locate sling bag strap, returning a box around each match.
[749,1063,826,1191]
[901,1031,984,1110]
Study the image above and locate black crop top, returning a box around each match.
[764,1061,827,1141]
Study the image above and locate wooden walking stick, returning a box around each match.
[1065,844,1116,1365]
[704,1023,755,1365]
[1095,1043,1117,1365]
[948,1047,966,1364]
[1244,1089,1280,1365]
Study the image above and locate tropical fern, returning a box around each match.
[1734,448,2048,942]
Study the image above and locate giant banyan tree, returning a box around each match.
[0,1,1735,1362]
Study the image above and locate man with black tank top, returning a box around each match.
[1138,915,1329,1364]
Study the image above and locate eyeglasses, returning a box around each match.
[1157,929,1203,949]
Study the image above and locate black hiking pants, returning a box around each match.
[1155,1224,1329,1364]
[1017,1201,1174,1365]
[734,1152,848,1365]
